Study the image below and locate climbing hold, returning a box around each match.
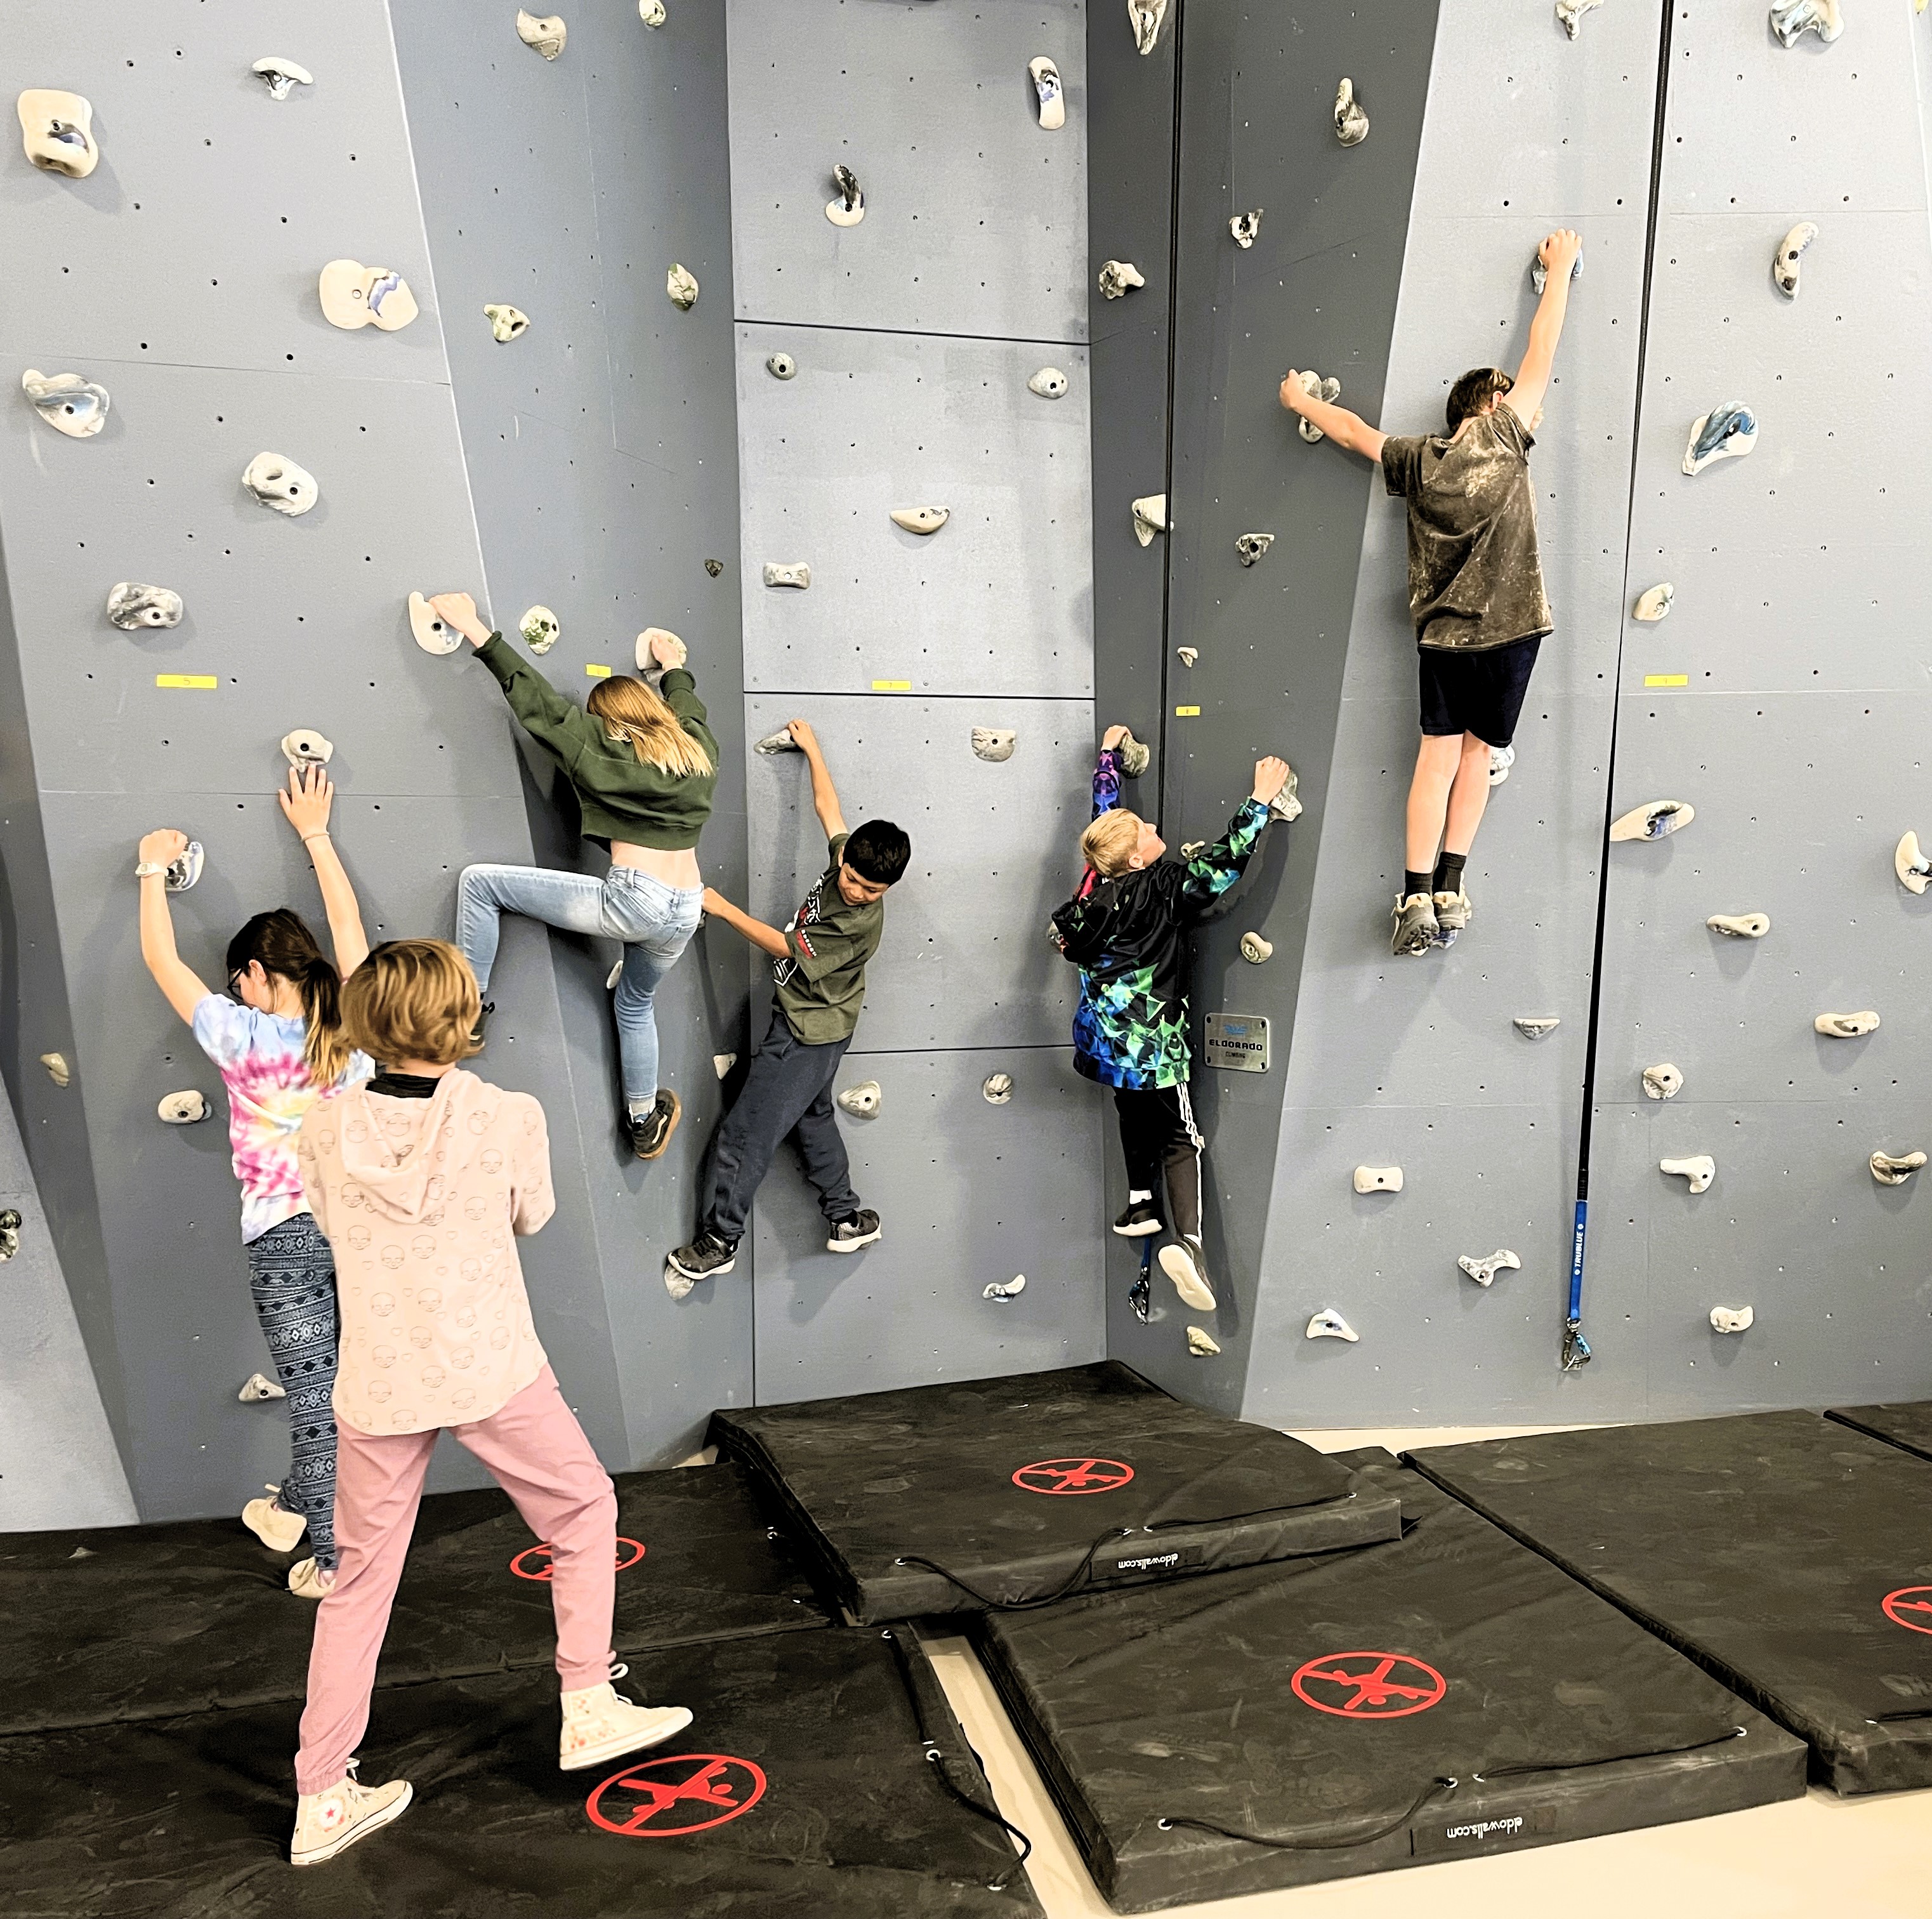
[1815,1010,1879,1038]
[106,583,183,631]
[704,558,723,577]
[515,10,567,58]
[1772,221,1818,298]
[1269,768,1303,823]
[1458,1248,1521,1288]
[1234,533,1275,566]
[484,303,530,342]
[159,1090,210,1125]
[1770,0,1842,48]
[21,367,109,439]
[1660,1154,1716,1195]
[890,506,949,535]
[1178,841,1206,859]
[982,1073,1013,1105]
[279,729,333,767]
[1290,371,1343,442]
[1353,1165,1402,1195]
[635,628,685,673]
[251,56,313,100]
[1488,743,1516,786]
[1230,209,1263,249]
[519,607,560,655]
[1610,799,1694,842]
[1707,911,1771,940]
[167,843,205,893]
[1176,647,1198,668]
[1894,831,1929,895]
[0,1210,19,1260]
[1128,0,1169,55]
[407,592,461,656]
[826,164,865,227]
[767,352,796,379]
[1554,0,1605,38]
[242,452,319,517]
[1681,404,1757,476]
[1117,731,1152,778]
[837,1080,881,1119]
[1871,1150,1926,1186]
[662,1260,696,1303]
[1530,244,1583,294]
[1306,1309,1359,1343]
[1187,1326,1221,1357]
[1709,1305,1754,1335]
[1333,77,1369,147]
[239,1371,286,1401]
[40,1053,69,1088]
[1633,583,1674,623]
[1028,366,1068,399]
[971,728,1016,763]
[1098,259,1145,300]
[640,0,666,22]
[763,562,811,590]
[1029,56,1064,131]
[713,1053,736,1079]
[318,260,419,333]
[1239,932,1272,965]
[984,1275,1027,1302]
[1642,1062,1684,1101]
[16,89,98,178]
[666,264,699,310]
[1131,494,1167,547]
[754,727,799,755]
[1514,1016,1561,1040]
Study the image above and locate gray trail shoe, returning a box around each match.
[1390,892,1438,956]
[1433,888,1472,933]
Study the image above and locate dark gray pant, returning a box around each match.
[702,1006,862,1243]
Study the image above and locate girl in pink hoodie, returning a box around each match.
[287,939,694,1868]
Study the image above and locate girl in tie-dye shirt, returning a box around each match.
[137,768,372,1599]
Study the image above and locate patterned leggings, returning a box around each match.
[246,1213,341,1572]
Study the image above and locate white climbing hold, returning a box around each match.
[1660,1154,1716,1195]
[1682,405,1757,476]
[763,563,811,590]
[754,727,799,755]
[1773,221,1818,298]
[982,1073,1013,1105]
[666,264,699,310]
[1117,732,1152,778]
[17,89,98,178]
[1239,932,1272,965]
[971,727,1016,763]
[1029,56,1064,131]
[1633,583,1674,623]
[1530,244,1583,295]
[1893,831,1929,895]
[1353,1165,1402,1195]
[516,10,567,58]
[1333,77,1369,147]
[1028,366,1068,399]
[1554,0,1605,39]
[1709,1305,1754,1335]
[168,843,205,893]
[1098,260,1145,300]
[1870,1150,1926,1186]
[1230,209,1263,248]
[1815,1010,1879,1038]
[40,1052,69,1088]
[1234,533,1274,567]
[1488,743,1516,786]
[1178,841,1206,860]
[279,729,333,767]
[1610,799,1694,843]
[1306,1309,1359,1343]
[485,303,530,342]
[238,1371,286,1402]
[407,591,461,656]
[520,607,560,655]
[713,1053,736,1079]
[251,57,313,100]
[106,583,183,631]
[827,164,865,227]
[635,627,685,675]
[640,0,667,23]
[1176,647,1198,668]
[890,506,949,536]
[1770,0,1841,48]
[1643,1062,1684,1101]
[318,260,419,333]
[1187,1326,1221,1357]
[984,1275,1027,1302]
[767,352,796,379]
[21,367,109,439]
[0,1210,19,1261]
[1514,1016,1561,1040]
[1458,1248,1521,1288]
[837,1080,882,1119]
[1707,912,1770,939]
[158,1090,211,1125]
[1269,768,1303,823]
[1131,495,1168,547]
[1291,371,1343,442]
[242,452,319,517]
[1128,0,1169,55]
[662,1260,696,1302]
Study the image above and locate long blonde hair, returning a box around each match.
[586,676,713,780]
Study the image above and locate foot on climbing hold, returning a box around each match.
[754,727,799,755]
[22,367,109,438]
[1186,1326,1221,1357]
[1515,1016,1561,1040]
[1306,1309,1359,1343]
[485,303,530,342]
[1610,799,1694,842]
[836,1079,882,1118]
[1895,831,1929,895]
[243,452,319,517]
[1117,731,1152,777]
[1028,366,1068,399]
[1176,646,1199,668]
[1390,892,1438,956]
[984,1274,1027,1302]
[1709,1305,1754,1334]
[1773,221,1818,298]
[1131,494,1167,546]
[1160,1239,1216,1311]
[1028,56,1064,130]
[1235,532,1275,566]
[107,583,183,631]
[252,56,313,100]
[516,11,567,58]
[1660,1154,1716,1194]
[239,1371,286,1402]
[1230,209,1263,248]
[1333,77,1369,147]
[1554,0,1605,39]
[1488,743,1516,786]
[1643,1062,1684,1100]
[1239,932,1272,964]
[1098,259,1145,300]
[1770,0,1842,48]
[159,1090,211,1124]
[520,607,560,655]
[1128,0,1169,56]
[762,562,811,590]
[666,263,699,309]
[407,591,462,656]
[1871,1150,1927,1186]
[890,506,949,535]
[1815,1009,1879,1037]
[1353,1164,1402,1195]
[827,164,865,227]
[1633,583,1674,622]
[1531,244,1583,294]
[1682,404,1757,475]
[1458,1248,1521,1288]
[1707,912,1770,939]
[971,727,1016,763]
[982,1072,1013,1104]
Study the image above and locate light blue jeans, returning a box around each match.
[456,862,704,1104]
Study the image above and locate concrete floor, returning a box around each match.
[923,1423,1931,1919]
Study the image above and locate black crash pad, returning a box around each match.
[0,1460,826,1737]
[1409,1411,1932,1794]
[973,1455,1804,1911]
[0,1624,1037,1919]
[709,1362,1402,1622]
[1827,1400,1932,1465]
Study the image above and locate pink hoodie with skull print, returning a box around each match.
[297,1069,555,1436]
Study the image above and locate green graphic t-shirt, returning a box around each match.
[774,834,885,1046]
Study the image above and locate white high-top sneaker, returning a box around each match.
[242,1486,306,1553]
[290,1761,412,1867]
[560,1664,693,1772]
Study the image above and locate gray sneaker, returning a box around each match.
[1433,888,1471,935]
[827,1210,882,1254]
[1390,892,1438,956]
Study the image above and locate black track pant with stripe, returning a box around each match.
[1112,1083,1204,1246]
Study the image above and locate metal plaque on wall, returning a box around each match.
[1204,1013,1270,1072]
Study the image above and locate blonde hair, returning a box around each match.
[1081,810,1144,878]
[341,939,482,1067]
[586,676,713,781]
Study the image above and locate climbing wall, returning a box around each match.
[725,0,1105,1398]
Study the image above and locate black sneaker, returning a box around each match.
[666,1230,738,1282]
[827,1210,882,1254]
[1112,1199,1165,1238]
[626,1090,682,1162]
[468,1001,496,1052]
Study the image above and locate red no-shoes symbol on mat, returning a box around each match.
[1881,1586,1932,1636]
[1011,1457,1136,1496]
[586,1754,768,1836]
[1291,1651,1447,1719]
[510,1537,646,1581]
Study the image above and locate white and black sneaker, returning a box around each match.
[667,1230,738,1283]
[1159,1239,1216,1312]
[1112,1199,1165,1238]
[827,1210,882,1254]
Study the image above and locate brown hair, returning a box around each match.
[225,908,353,1085]
[585,676,713,780]
[339,939,482,1067]
[1446,367,1514,432]
[1081,810,1144,878]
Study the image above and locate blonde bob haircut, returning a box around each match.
[585,675,713,781]
[340,939,482,1067]
[1081,810,1145,878]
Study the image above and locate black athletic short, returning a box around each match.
[1417,634,1543,748]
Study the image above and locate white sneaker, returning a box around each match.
[291,1762,412,1867]
[1159,1239,1216,1312]
[560,1667,694,1773]
[288,1556,335,1600]
[243,1485,307,1553]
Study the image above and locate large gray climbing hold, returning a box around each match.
[1682,406,1756,476]
[1131,495,1167,546]
[983,1275,1027,1302]
[1643,1062,1684,1100]
[837,1079,881,1119]
[971,727,1016,763]
[1870,1150,1927,1186]
[1457,1248,1521,1288]
[1229,209,1262,249]
[1707,912,1770,939]
[1117,732,1151,777]
[1514,1016,1560,1040]
[1770,0,1841,48]
[1709,1305,1754,1334]
[158,1090,211,1126]
[1660,1154,1716,1194]
[754,727,799,755]
[1894,831,1929,895]
[1773,221,1818,298]
[1554,0,1605,37]
[1353,1164,1402,1195]
[763,563,811,590]
[1098,259,1145,300]
[21,367,109,438]
[1234,532,1274,566]
[238,1371,286,1402]
[1610,799,1694,842]
[1306,1309,1358,1343]
[1530,244,1583,294]
[1815,1010,1879,1037]
[107,583,183,630]
[1333,77,1369,146]
[827,165,865,227]
[1128,0,1168,55]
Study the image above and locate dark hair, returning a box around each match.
[225,907,352,1083]
[1446,367,1513,431]
[842,821,911,887]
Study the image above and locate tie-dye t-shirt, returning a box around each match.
[192,996,373,1243]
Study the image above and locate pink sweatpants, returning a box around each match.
[294,1365,618,1795]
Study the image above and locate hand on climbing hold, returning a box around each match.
[138,828,190,872]
[278,764,335,839]
[783,718,822,758]
[645,630,688,671]
[1277,371,1314,416]
[1101,723,1131,751]
[1537,228,1583,286]
[1251,756,1291,807]
[428,591,490,647]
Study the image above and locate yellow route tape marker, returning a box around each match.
[1643,674,1688,688]
[871,680,912,692]
[156,674,216,689]
[585,664,612,678]
[1174,704,1200,717]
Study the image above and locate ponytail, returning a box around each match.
[225,908,354,1086]
[584,675,714,781]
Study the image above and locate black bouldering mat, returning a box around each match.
[709,1363,1402,1622]
[0,1623,1037,1919]
[0,1460,827,1737]
[973,1456,1804,1912]
[1409,1411,1932,1794]
[1827,1400,1932,1465]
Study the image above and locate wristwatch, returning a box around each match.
[135,860,169,878]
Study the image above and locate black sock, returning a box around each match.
[1434,850,1466,895]
[1403,869,1432,902]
